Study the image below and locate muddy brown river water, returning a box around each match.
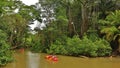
[3,51,120,68]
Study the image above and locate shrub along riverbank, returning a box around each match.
[30,35,112,57]
[46,35,112,57]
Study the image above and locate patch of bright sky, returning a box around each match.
[14,9,19,13]
[20,0,39,6]
[20,0,40,30]
[29,20,38,30]
[15,0,39,13]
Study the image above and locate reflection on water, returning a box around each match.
[4,51,120,68]
[27,51,40,68]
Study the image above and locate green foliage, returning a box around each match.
[98,0,118,19]
[45,35,68,55]
[19,5,40,21]
[0,30,13,66]
[0,0,118,60]
[46,35,112,57]
[0,14,28,47]
[86,32,99,42]
[95,39,112,56]
[98,10,120,42]
[65,36,82,56]
[32,0,118,56]
[100,26,119,41]
[99,10,120,26]
[0,0,16,15]
[29,35,45,53]
[65,36,111,57]
[46,44,67,55]
[106,10,120,25]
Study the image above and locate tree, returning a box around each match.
[0,29,13,66]
[98,0,119,19]
[99,10,120,55]
[0,0,16,16]
[1,14,28,48]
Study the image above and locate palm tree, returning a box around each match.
[99,10,120,54]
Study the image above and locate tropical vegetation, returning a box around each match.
[0,0,120,66]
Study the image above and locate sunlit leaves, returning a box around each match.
[0,0,18,15]
[99,10,120,42]
[106,10,120,25]
[101,26,119,41]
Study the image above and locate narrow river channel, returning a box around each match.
[4,51,120,68]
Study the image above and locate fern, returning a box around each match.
[106,10,120,25]
[101,26,119,41]
[99,10,120,42]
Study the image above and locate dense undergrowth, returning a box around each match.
[46,35,112,57]
[0,30,13,66]
[29,34,112,57]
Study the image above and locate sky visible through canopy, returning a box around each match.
[20,0,39,6]
[20,0,40,30]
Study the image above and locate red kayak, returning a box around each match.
[45,55,58,62]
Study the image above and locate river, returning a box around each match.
[3,51,120,68]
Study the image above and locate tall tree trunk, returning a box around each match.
[67,6,74,37]
[9,34,13,46]
[80,4,89,38]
